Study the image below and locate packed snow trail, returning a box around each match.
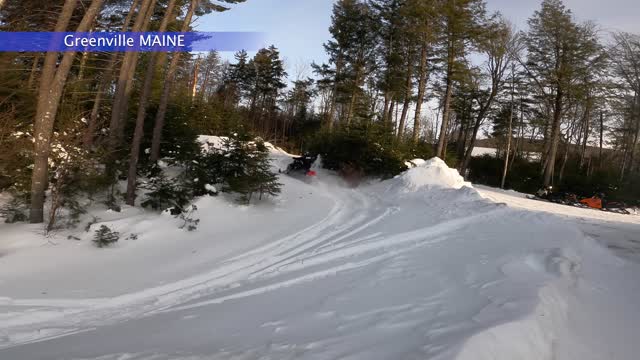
[476,185,640,263]
[1,159,640,359]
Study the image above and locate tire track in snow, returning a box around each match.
[0,183,373,349]
[0,183,505,351]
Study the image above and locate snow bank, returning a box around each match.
[456,283,570,360]
[397,157,471,191]
[404,158,426,168]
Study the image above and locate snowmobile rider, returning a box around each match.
[536,185,553,199]
[286,153,318,176]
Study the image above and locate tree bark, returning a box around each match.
[344,63,362,128]
[397,62,413,140]
[326,55,342,132]
[599,110,604,167]
[501,101,514,189]
[543,86,564,186]
[437,38,455,158]
[29,0,104,223]
[412,41,428,143]
[579,95,591,168]
[27,53,41,89]
[386,100,395,128]
[126,0,178,206]
[190,56,200,99]
[107,0,156,153]
[150,0,197,162]
[83,0,141,149]
[460,85,500,175]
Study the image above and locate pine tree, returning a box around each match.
[319,0,378,128]
[250,141,282,201]
[93,225,120,248]
[220,132,281,204]
[524,0,597,186]
[435,0,486,159]
[149,0,247,162]
[459,15,516,175]
[403,0,439,142]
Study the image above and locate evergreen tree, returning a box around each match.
[93,225,120,248]
[220,131,281,203]
[435,0,486,159]
[524,0,596,186]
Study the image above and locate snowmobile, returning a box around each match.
[528,188,631,215]
[575,192,631,214]
[601,199,631,215]
[283,153,318,180]
[529,186,580,205]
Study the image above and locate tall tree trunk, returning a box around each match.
[412,41,428,143]
[382,93,391,124]
[30,0,79,223]
[29,0,104,223]
[397,56,413,140]
[559,141,570,183]
[511,98,524,171]
[387,100,395,128]
[460,90,499,175]
[627,95,640,176]
[71,49,90,102]
[455,117,466,159]
[579,96,591,168]
[107,0,155,153]
[540,105,552,174]
[83,0,140,149]
[599,110,604,167]
[326,54,342,131]
[437,40,454,158]
[543,87,564,186]
[150,0,197,162]
[345,64,362,128]
[437,75,453,158]
[126,0,178,205]
[501,101,514,189]
[190,57,200,100]
[27,53,41,89]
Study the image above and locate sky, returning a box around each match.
[198,0,640,74]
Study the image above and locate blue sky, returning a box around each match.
[197,0,640,72]
[197,0,333,70]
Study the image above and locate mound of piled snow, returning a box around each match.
[397,157,471,191]
[404,158,427,168]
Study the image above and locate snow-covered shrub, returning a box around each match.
[181,149,226,197]
[140,169,191,214]
[219,133,282,204]
[177,204,200,231]
[0,195,28,223]
[93,225,119,248]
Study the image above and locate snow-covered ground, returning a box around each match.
[476,185,640,263]
[471,147,497,157]
[470,147,542,161]
[1,150,639,360]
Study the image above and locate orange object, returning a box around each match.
[580,197,602,209]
